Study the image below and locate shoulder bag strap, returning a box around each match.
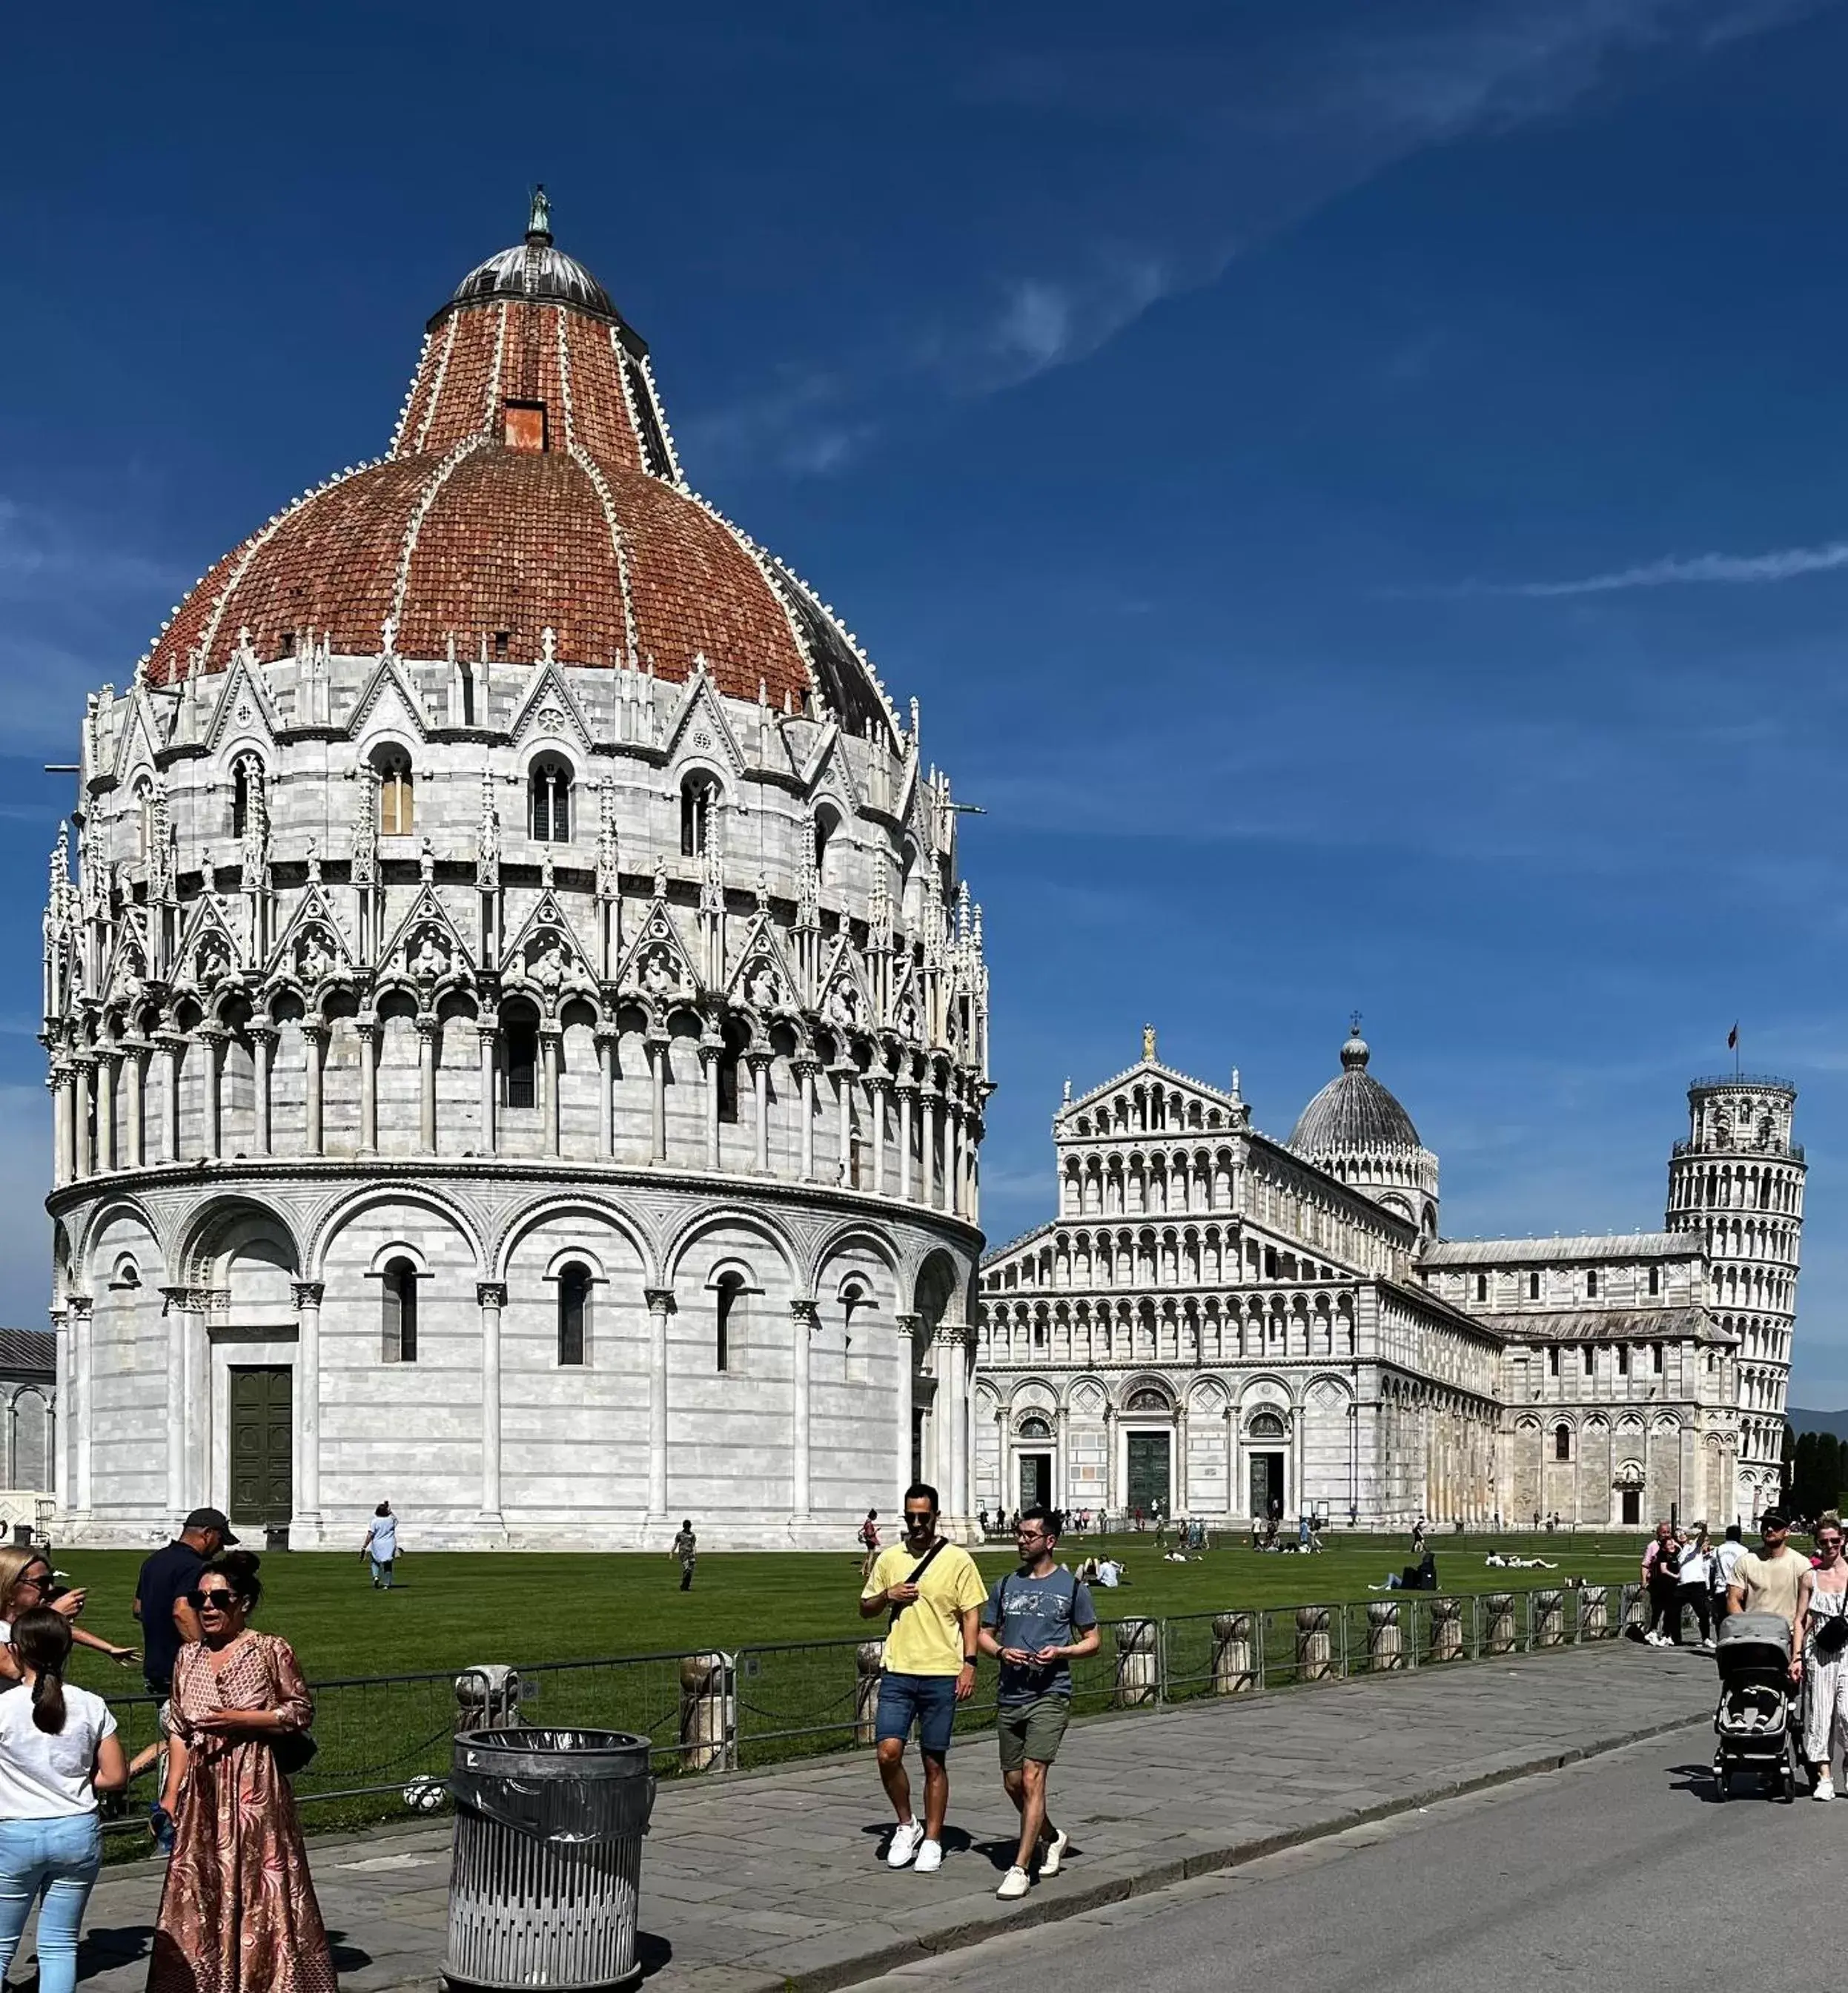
[890,1539,950,1623]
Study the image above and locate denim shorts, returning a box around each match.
[875,1672,958,1755]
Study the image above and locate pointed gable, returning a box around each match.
[267,880,357,991]
[172,891,243,997]
[507,658,597,753]
[377,884,476,996]
[662,665,747,775]
[724,908,801,1017]
[202,652,285,755]
[500,888,599,1012]
[615,893,703,1011]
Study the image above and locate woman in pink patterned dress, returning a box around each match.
[148,1551,337,1993]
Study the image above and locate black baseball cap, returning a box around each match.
[1760,1509,1789,1532]
[182,1507,239,1544]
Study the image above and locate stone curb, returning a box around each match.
[755,1706,1709,1993]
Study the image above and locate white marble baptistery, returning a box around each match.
[39,196,991,1549]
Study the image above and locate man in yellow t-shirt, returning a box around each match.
[859,1481,987,1874]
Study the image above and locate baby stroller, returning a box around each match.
[1712,1612,1799,1801]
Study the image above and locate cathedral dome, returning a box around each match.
[139,195,893,739]
[1290,1026,1423,1155]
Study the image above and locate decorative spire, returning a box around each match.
[1142,1022,1156,1063]
[526,183,553,245]
[1341,1016,1370,1070]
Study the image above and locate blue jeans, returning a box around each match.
[875,1673,958,1756]
[0,1814,102,1993]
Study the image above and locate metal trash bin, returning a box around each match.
[445,1727,655,1993]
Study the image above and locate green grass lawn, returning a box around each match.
[52,1527,1653,1688]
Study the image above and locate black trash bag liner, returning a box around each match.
[450,1728,656,1845]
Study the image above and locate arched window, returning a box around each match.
[1529,1271,1540,1300]
[1553,1423,1572,1461]
[503,1008,538,1109]
[1475,1273,1487,1302]
[718,1018,747,1126]
[841,1279,868,1346]
[377,750,414,836]
[231,761,253,841]
[134,778,155,861]
[557,1262,589,1366]
[1586,1269,1598,1298]
[382,1258,418,1364]
[813,807,840,884]
[715,1270,744,1372]
[529,757,573,843]
[680,774,717,857]
[1648,1264,1660,1296]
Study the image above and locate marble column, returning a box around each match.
[898,1085,915,1203]
[700,1040,721,1169]
[50,1307,68,1518]
[939,1326,969,1523]
[417,1017,438,1154]
[357,1019,380,1154]
[159,1034,183,1163]
[596,1029,617,1159]
[894,1314,918,1496]
[798,1059,818,1180]
[50,1067,70,1188]
[124,1042,145,1169]
[646,1037,667,1163]
[751,1054,772,1174]
[302,1023,328,1157]
[834,1065,855,1187]
[249,1025,276,1157]
[477,1019,498,1156]
[95,1051,117,1174]
[870,1079,888,1197]
[292,1280,324,1535]
[68,1296,92,1516]
[196,1030,224,1162]
[477,1282,506,1527]
[159,1286,189,1521]
[644,1288,674,1519]
[1104,1406,1119,1516]
[540,1028,561,1157]
[790,1298,818,1525]
[74,1058,96,1179]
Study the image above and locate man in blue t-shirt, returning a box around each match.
[978,1504,1100,1902]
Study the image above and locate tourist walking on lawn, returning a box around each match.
[859,1482,986,1874]
[860,1510,881,1579]
[978,1506,1099,1900]
[148,1552,336,1993]
[0,1608,127,1993]
[360,1502,398,1589]
[672,1520,698,1592]
[1795,1520,1848,1799]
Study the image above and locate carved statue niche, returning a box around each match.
[409,927,452,985]
[295,927,335,985]
[746,962,782,1012]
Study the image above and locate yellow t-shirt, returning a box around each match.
[1735,1548,1807,1626]
[862,1541,987,1677]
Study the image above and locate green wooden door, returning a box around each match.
[229,1366,292,1526]
[1126,1432,1170,1516]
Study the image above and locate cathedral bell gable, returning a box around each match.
[499,887,599,1015]
[376,882,477,999]
[723,908,802,1030]
[815,931,877,1042]
[346,650,434,747]
[99,905,152,1013]
[265,875,358,995]
[615,890,703,1017]
[660,663,747,776]
[1059,1054,1242,1137]
[201,648,284,758]
[171,888,245,1000]
[506,654,598,756]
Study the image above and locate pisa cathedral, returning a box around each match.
[39,198,990,1550]
[976,1027,1801,1530]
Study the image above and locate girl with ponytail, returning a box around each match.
[0,1607,127,1993]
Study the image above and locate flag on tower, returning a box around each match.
[1727,1023,1739,1051]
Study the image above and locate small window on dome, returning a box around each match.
[494,631,510,660]
[503,400,549,452]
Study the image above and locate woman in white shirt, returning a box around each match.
[0,1607,127,1993]
[1677,1530,1716,1653]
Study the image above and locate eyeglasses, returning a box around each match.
[1016,1529,1048,1541]
[188,1590,237,1611]
[16,1572,50,1591]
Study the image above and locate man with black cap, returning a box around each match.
[132,1507,236,1698]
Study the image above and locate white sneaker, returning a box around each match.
[997,1865,1030,1900]
[914,1839,944,1874]
[1815,1776,1835,1802]
[886,1820,924,1868]
[1039,1827,1070,1877]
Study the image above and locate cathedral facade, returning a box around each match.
[975,1031,1800,1530]
[39,199,990,1550]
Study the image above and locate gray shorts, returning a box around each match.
[997,1694,1071,1772]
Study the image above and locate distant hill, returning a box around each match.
[1789,1408,1848,1441]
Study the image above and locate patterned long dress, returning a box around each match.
[148,1630,338,1993]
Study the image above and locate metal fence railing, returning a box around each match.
[98,1579,1649,1837]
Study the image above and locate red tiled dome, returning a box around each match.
[142,206,892,736]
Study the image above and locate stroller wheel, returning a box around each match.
[1712,1759,1729,1799]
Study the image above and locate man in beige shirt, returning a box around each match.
[1728,1510,1808,1675]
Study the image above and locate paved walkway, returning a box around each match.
[44,1643,1716,1992]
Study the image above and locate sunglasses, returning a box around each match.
[188,1590,239,1611]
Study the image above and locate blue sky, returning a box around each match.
[7,1,1848,1393]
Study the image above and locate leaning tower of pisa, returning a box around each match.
[1665,1074,1804,1521]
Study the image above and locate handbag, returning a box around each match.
[1815,1603,1848,1657]
[260,1640,319,1776]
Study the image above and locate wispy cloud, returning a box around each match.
[1436,540,1848,596]
[697,0,1831,476]
[0,498,176,599]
